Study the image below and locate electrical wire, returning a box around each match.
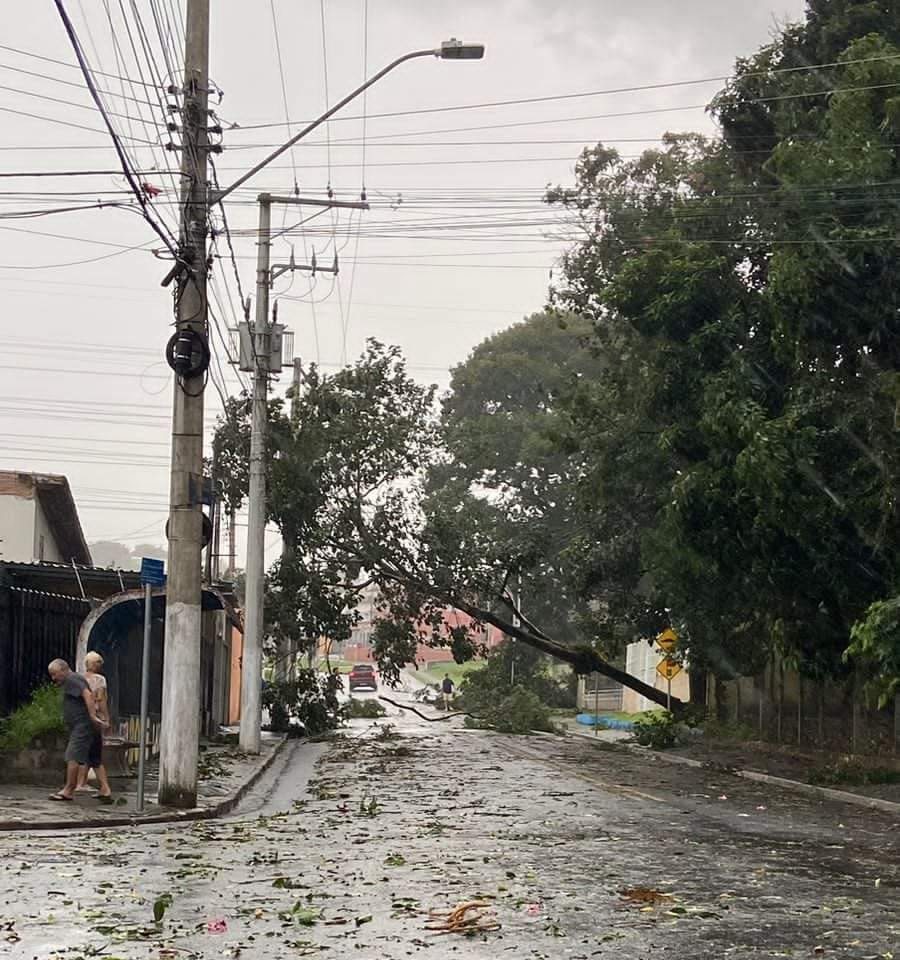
[0,239,154,270]
[229,68,900,130]
[268,0,299,191]
[0,40,164,87]
[319,0,332,189]
[52,0,180,258]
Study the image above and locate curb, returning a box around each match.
[0,736,289,833]
[566,727,900,816]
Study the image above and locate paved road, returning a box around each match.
[0,705,896,958]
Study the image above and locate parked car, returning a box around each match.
[348,663,378,691]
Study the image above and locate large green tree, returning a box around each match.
[545,2,900,696]
[214,338,679,708]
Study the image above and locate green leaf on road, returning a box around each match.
[153,893,173,923]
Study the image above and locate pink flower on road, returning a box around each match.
[525,903,542,917]
[206,918,228,934]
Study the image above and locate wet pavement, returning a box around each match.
[0,737,283,828]
[0,695,897,959]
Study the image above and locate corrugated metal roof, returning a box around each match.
[0,559,139,576]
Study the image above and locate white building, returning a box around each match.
[0,471,91,565]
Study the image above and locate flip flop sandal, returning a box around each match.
[96,795,114,804]
[48,793,73,801]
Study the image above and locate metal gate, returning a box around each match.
[0,586,90,715]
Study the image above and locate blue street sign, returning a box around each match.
[140,557,166,586]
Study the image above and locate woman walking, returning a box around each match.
[76,651,114,803]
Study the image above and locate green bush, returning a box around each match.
[632,710,680,750]
[346,698,387,719]
[462,684,556,735]
[0,685,65,751]
[262,669,344,737]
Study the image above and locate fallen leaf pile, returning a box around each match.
[619,887,673,905]
[426,899,500,935]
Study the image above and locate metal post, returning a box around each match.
[136,582,152,813]
[666,676,671,712]
[510,575,520,686]
[158,0,210,809]
[239,196,272,755]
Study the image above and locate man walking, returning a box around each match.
[47,659,107,802]
[441,673,455,710]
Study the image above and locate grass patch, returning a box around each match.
[419,661,482,686]
[313,658,360,675]
[702,719,758,741]
[0,685,65,751]
[808,760,900,787]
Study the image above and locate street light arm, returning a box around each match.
[212,48,438,205]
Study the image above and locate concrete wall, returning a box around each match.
[0,492,36,562]
[577,675,624,712]
[711,664,900,756]
[622,640,690,713]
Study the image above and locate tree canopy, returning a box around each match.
[212,0,900,708]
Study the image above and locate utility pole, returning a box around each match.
[212,40,484,755]
[274,358,303,685]
[158,0,210,808]
[240,194,366,753]
[239,196,272,755]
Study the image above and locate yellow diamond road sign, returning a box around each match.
[656,658,682,681]
[656,628,677,653]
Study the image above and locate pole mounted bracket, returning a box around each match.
[161,261,188,288]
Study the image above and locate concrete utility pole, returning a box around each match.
[239,196,272,755]
[217,40,484,754]
[240,195,366,753]
[273,358,303,685]
[158,0,210,808]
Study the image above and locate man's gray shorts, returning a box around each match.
[65,722,93,764]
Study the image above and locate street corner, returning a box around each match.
[0,736,286,832]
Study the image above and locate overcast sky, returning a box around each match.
[0,0,806,566]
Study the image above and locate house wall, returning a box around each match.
[32,497,63,562]
[622,640,690,713]
[0,492,37,563]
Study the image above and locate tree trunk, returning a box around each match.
[447,596,687,712]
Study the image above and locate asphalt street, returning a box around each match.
[0,694,896,959]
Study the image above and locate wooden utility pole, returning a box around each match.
[158,0,210,808]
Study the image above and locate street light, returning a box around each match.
[230,39,485,754]
[439,38,485,59]
[213,39,486,204]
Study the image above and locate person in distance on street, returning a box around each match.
[441,673,455,710]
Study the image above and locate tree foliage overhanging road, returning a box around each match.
[213,1,900,710]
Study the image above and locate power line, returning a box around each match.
[0,40,163,87]
[0,238,154,270]
[228,64,900,129]
[52,0,180,257]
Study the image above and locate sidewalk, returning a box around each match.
[0,733,285,831]
[564,722,900,814]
